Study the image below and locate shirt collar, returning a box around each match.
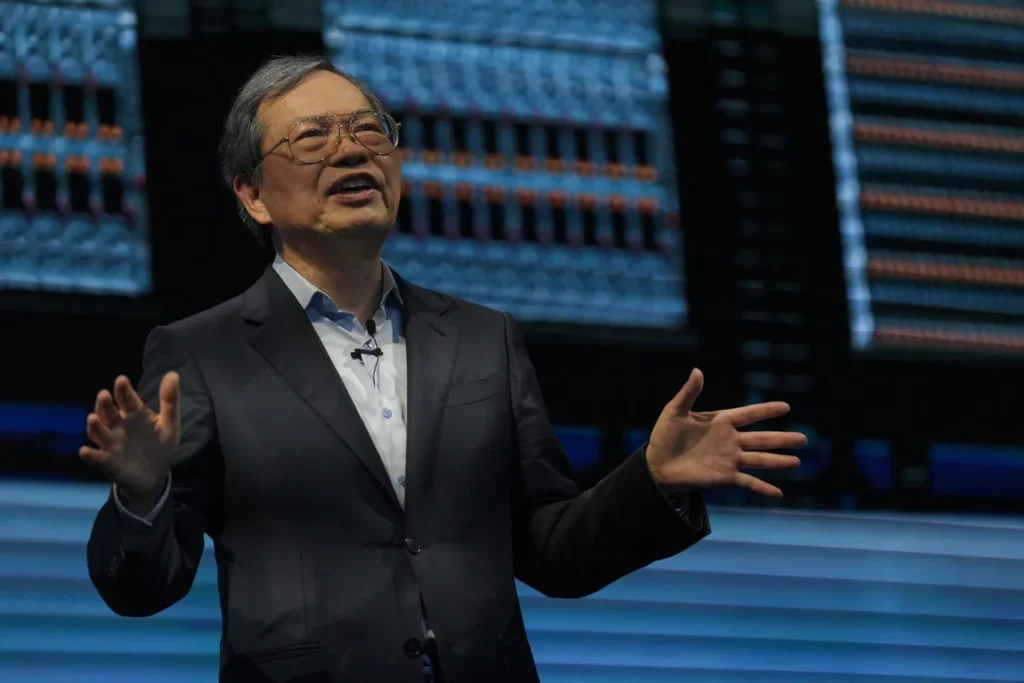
[271,253,403,316]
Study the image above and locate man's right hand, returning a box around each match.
[80,372,182,506]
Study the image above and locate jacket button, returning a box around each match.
[404,538,421,555]
[403,638,423,657]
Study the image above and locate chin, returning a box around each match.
[322,213,393,238]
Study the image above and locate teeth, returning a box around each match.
[338,178,372,191]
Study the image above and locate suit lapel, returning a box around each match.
[243,267,401,510]
[398,275,459,513]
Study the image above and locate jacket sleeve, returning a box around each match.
[504,313,709,599]
[86,325,221,617]
[111,474,172,525]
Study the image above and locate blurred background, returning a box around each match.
[1,0,1023,680]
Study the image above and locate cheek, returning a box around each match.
[388,178,402,204]
[268,170,321,209]
[380,159,402,200]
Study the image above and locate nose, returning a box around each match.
[328,130,372,168]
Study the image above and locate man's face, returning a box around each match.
[241,70,402,244]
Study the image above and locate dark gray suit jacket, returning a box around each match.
[87,266,709,683]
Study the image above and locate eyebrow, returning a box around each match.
[289,109,376,124]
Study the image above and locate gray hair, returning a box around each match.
[218,54,388,249]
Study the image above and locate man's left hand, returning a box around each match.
[646,368,807,498]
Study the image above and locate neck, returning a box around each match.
[277,238,384,323]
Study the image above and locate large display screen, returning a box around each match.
[818,0,1024,357]
[322,0,688,329]
[0,0,149,295]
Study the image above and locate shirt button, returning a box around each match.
[382,407,393,419]
[404,538,421,555]
[403,638,423,658]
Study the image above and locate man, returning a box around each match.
[83,56,805,683]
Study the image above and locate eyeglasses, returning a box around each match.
[254,110,401,171]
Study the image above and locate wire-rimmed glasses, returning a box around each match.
[254,110,401,171]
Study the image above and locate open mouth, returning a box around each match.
[328,174,379,202]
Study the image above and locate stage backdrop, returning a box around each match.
[3,478,1023,682]
[0,0,150,295]
[818,0,1024,357]
[325,0,689,331]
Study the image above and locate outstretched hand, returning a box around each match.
[80,372,182,498]
[645,368,806,498]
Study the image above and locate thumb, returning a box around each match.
[158,371,181,430]
[668,368,704,415]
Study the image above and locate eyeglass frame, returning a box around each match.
[250,109,401,174]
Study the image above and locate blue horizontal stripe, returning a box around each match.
[850,80,1024,119]
[841,10,1024,53]
[6,528,1024,592]
[870,282,1024,317]
[531,569,1024,621]
[4,617,1023,677]
[0,578,220,621]
[540,662,1024,683]
[931,444,1024,499]
[7,592,1021,651]
[5,563,1024,622]
[0,654,218,683]
[932,443,1024,462]
[678,540,1024,591]
[3,483,1023,557]
[0,627,218,656]
[863,214,1024,250]
[0,404,86,437]
[0,481,109,508]
[2,480,1023,681]
[526,630,1024,678]
[666,507,1024,559]
[857,146,1024,185]
[381,233,688,326]
[519,598,1024,650]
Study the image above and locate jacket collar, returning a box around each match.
[240,262,459,513]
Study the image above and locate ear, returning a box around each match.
[233,174,274,226]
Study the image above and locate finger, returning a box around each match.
[79,445,109,465]
[739,451,802,470]
[113,375,144,414]
[86,414,113,448]
[739,431,808,451]
[667,368,704,415]
[94,390,122,427]
[734,471,784,498]
[79,446,121,481]
[159,372,181,427]
[724,401,790,427]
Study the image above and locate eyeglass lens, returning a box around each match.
[288,112,396,161]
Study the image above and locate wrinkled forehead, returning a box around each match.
[259,70,374,137]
